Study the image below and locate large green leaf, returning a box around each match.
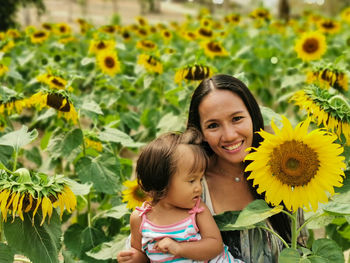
[311,238,344,263]
[86,235,129,260]
[98,127,144,148]
[64,223,84,257]
[76,153,121,194]
[0,145,13,167]
[81,227,107,254]
[47,128,83,159]
[0,243,15,263]
[81,100,104,115]
[4,211,62,263]
[0,126,38,152]
[279,248,301,263]
[92,204,130,221]
[323,191,350,215]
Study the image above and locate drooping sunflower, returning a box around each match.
[245,116,346,212]
[174,64,213,84]
[294,31,327,61]
[136,39,157,52]
[0,168,77,225]
[30,30,49,44]
[201,41,228,58]
[88,39,116,55]
[0,98,31,116]
[137,54,163,74]
[317,18,341,34]
[290,85,350,145]
[97,50,121,77]
[122,179,150,210]
[306,67,348,92]
[30,91,78,124]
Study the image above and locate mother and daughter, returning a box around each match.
[117,74,291,262]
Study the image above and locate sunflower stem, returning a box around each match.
[296,212,325,236]
[77,119,86,157]
[258,225,290,249]
[12,150,18,172]
[291,211,298,249]
[87,192,91,228]
[13,257,31,262]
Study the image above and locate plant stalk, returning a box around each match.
[291,211,298,249]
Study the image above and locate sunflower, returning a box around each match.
[48,76,68,90]
[245,116,345,212]
[97,50,121,77]
[182,30,197,41]
[136,39,157,51]
[290,86,350,145]
[0,64,9,77]
[0,168,77,225]
[197,27,214,39]
[306,68,348,92]
[120,29,132,42]
[122,179,150,210]
[98,25,118,34]
[54,23,71,35]
[88,39,116,55]
[76,18,92,34]
[294,31,327,61]
[1,40,15,53]
[59,36,77,44]
[30,30,49,44]
[0,98,31,115]
[30,91,79,124]
[136,16,148,27]
[249,7,271,21]
[341,7,350,24]
[317,18,341,34]
[160,29,172,43]
[41,23,53,31]
[224,14,241,25]
[201,41,228,58]
[137,54,163,74]
[174,64,213,84]
[136,27,149,38]
[84,138,103,152]
[6,29,21,39]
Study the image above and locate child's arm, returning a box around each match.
[119,210,148,263]
[154,201,223,261]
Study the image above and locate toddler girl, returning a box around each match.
[129,129,244,262]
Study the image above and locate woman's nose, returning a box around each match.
[222,124,237,141]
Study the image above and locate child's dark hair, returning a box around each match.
[136,127,208,204]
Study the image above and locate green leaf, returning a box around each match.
[81,100,104,115]
[4,211,62,263]
[156,112,186,136]
[0,243,15,263]
[86,235,129,260]
[81,227,107,252]
[0,145,13,167]
[98,127,144,148]
[24,146,42,167]
[93,204,130,221]
[311,238,344,263]
[120,111,140,131]
[65,178,92,196]
[279,248,301,263]
[0,125,38,152]
[323,191,350,215]
[64,223,84,257]
[76,154,121,194]
[47,128,83,159]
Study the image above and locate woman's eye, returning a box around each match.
[207,123,218,129]
[233,116,243,122]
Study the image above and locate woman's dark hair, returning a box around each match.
[136,128,208,204]
[187,74,291,243]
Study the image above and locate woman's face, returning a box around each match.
[199,89,253,165]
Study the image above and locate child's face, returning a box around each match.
[163,144,204,209]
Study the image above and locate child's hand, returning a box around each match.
[117,247,148,263]
[153,237,181,256]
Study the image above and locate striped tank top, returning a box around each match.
[136,199,243,263]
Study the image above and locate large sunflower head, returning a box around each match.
[122,179,150,210]
[294,31,327,61]
[290,85,350,145]
[245,116,346,212]
[96,50,121,77]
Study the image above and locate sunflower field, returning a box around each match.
[0,3,350,263]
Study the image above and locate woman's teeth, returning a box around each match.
[223,142,242,150]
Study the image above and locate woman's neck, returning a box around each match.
[208,156,245,178]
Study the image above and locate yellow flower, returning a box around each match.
[317,18,341,34]
[136,39,157,51]
[30,30,49,44]
[160,29,172,43]
[290,88,350,145]
[0,64,9,77]
[84,138,103,152]
[306,69,348,92]
[201,41,228,58]
[181,30,197,41]
[99,25,118,34]
[174,64,213,84]
[137,54,163,74]
[6,29,21,39]
[294,31,327,61]
[48,76,67,90]
[122,179,150,210]
[59,36,77,44]
[0,99,30,115]
[1,40,15,53]
[88,39,116,55]
[120,29,132,42]
[197,27,214,39]
[54,23,71,35]
[341,7,350,23]
[97,50,121,77]
[249,7,271,21]
[245,116,346,212]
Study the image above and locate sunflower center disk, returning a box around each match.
[134,188,147,201]
[105,57,115,68]
[270,140,320,186]
[303,38,319,53]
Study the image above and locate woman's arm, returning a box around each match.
[154,202,223,261]
[117,210,148,263]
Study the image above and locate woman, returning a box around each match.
[117,74,291,263]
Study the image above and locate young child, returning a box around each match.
[129,128,244,262]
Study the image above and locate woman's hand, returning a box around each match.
[117,247,148,263]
